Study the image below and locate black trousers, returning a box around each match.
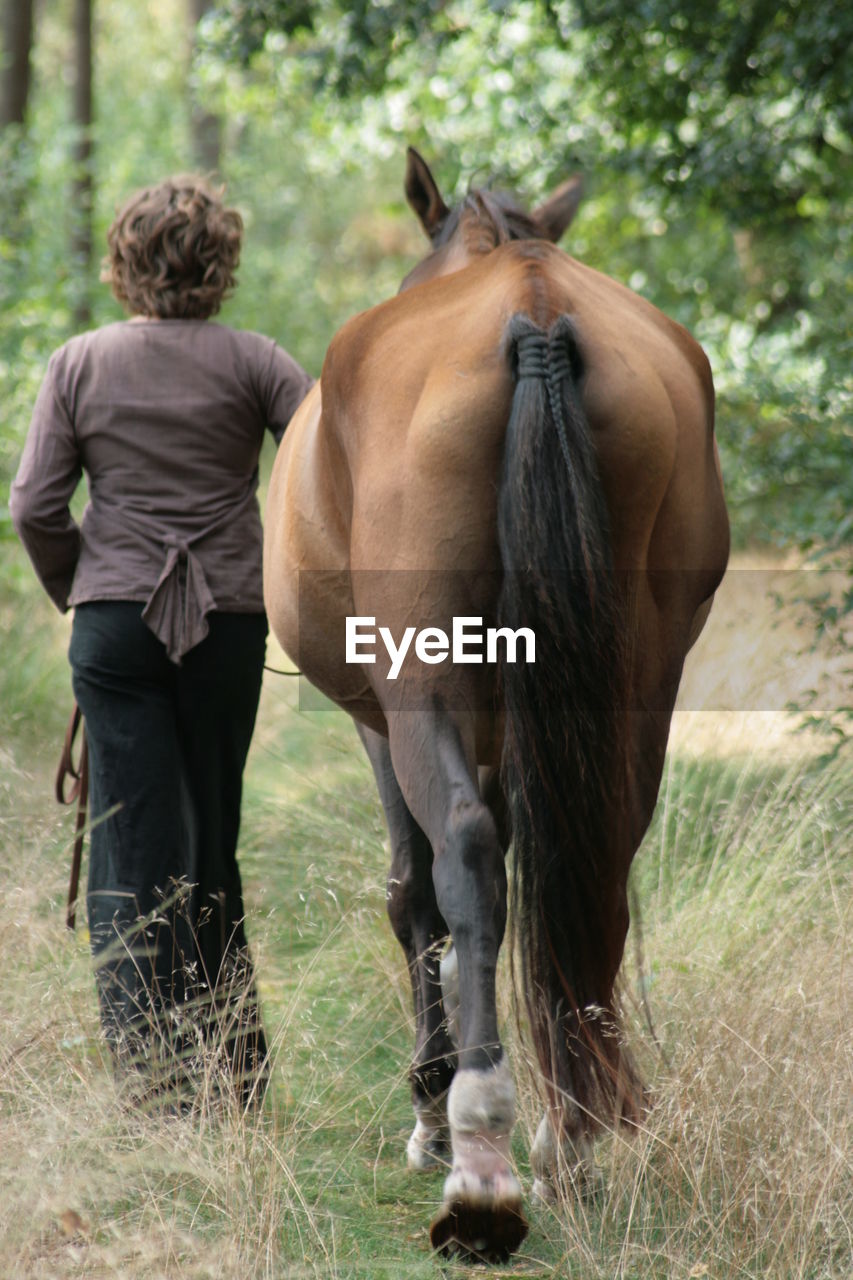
[69,602,268,1100]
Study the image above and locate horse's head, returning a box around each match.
[400,147,583,291]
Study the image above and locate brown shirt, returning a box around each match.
[10,318,313,661]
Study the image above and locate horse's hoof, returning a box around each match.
[429,1198,528,1262]
[531,1163,602,1205]
[530,1112,600,1203]
[430,1062,526,1257]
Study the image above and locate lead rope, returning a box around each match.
[56,704,89,931]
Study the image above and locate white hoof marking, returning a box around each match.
[531,1176,558,1206]
[442,1062,521,1210]
[407,1094,450,1171]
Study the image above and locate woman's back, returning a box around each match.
[33,316,307,585]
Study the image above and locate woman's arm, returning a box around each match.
[9,355,83,612]
[258,339,315,444]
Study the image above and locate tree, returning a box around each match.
[71,0,94,329]
[0,0,35,248]
[189,0,222,173]
[0,0,34,129]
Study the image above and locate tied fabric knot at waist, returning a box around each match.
[141,532,217,664]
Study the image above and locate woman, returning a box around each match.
[10,175,313,1107]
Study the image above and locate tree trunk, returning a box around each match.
[189,0,221,174]
[1,0,35,248]
[71,0,93,329]
[1,0,34,128]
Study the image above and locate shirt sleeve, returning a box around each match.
[9,353,83,613]
[257,340,315,445]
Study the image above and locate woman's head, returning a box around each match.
[103,176,243,319]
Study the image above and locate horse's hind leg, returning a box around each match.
[357,724,456,1169]
[439,768,509,1054]
[385,711,527,1262]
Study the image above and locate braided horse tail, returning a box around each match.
[497,314,643,1139]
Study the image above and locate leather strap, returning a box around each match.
[55,704,88,931]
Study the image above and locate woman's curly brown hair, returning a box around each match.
[102,176,243,319]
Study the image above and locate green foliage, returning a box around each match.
[570,0,852,215]
[211,0,474,94]
[563,0,853,570]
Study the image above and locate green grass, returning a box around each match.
[0,578,850,1278]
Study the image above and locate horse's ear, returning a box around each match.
[405,147,450,239]
[532,175,584,242]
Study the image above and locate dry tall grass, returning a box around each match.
[1,555,850,1277]
[510,751,851,1279]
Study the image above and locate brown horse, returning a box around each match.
[264,148,729,1261]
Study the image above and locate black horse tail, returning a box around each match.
[498,313,643,1141]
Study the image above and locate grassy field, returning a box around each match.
[0,552,850,1279]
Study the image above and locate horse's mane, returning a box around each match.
[434,188,541,247]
